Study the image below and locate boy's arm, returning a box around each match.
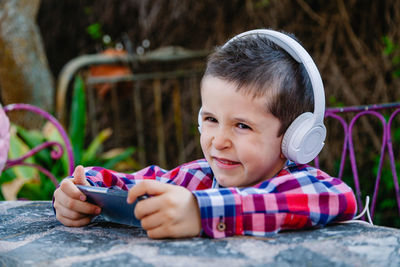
[53,160,211,231]
[192,172,357,238]
[81,159,213,191]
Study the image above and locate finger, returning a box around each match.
[140,210,164,231]
[146,224,178,239]
[59,178,87,201]
[73,165,90,186]
[56,213,93,227]
[55,187,101,215]
[127,180,171,204]
[134,196,163,219]
[146,222,198,239]
[55,202,92,221]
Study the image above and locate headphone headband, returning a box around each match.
[223,29,325,123]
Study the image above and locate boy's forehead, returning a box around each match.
[200,76,275,110]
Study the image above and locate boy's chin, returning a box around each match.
[215,176,242,188]
[215,174,265,188]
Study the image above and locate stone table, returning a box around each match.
[1,201,399,267]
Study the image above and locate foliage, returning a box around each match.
[372,157,400,228]
[69,74,86,164]
[328,95,344,107]
[68,75,139,169]
[0,75,138,200]
[86,22,114,49]
[0,124,68,200]
[86,22,103,40]
[382,36,400,78]
[371,113,400,228]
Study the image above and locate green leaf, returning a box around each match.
[0,168,16,185]
[16,126,52,167]
[255,0,270,8]
[17,182,46,200]
[8,126,37,179]
[43,122,70,178]
[380,198,396,209]
[393,69,400,78]
[69,75,87,165]
[394,127,400,143]
[86,23,103,40]
[102,147,136,169]
[82,128,112,165]
[382,36,394,55]
[392,55,400,65]
[39,172,57,198]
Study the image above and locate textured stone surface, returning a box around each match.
[1,201,399,266]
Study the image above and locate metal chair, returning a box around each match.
[316,102,400,220]
[1,103,74,187]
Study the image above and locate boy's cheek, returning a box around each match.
[199,134,208,155]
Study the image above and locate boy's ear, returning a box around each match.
[279,136,286,159]
[197,107,203,133]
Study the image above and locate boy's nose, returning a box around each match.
[212,128,231,150]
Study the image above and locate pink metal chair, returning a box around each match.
[0,103,10,175]
[316,102,400,221]
[1,103,74,187]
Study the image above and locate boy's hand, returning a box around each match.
[127,180,202,239]
[53,165,101,227]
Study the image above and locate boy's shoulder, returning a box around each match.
[181,158,209,166]
[180,159,212,173]
[277,161,332,180]
[251,161,341,194]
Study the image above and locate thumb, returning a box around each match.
[73,165,90,186]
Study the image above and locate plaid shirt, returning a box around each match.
[83,159,357,238]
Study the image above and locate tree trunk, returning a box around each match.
[0,0,54,127]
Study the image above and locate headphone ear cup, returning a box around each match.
[197,108,203,133]
[282,112,326,164]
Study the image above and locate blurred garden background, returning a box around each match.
[0,0,399,227]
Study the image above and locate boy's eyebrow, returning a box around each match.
[201,110,257,126]
[232,116,256,126]
[200,110,213,117]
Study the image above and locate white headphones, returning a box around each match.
[198,29,326,164]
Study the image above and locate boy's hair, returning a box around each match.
[203,32,314,137]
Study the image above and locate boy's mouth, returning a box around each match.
[213,157,241,169]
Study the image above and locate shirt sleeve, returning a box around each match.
[53,160,213,216]
[192,167,357,238]
[82,159,213,191]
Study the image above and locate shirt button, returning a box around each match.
[217,222,226,232]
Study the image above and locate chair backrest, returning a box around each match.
[315,102,400,221]
[0,103,10,174]
[56,47,208,169]
[2,104,74,187]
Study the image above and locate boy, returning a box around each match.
[53,29,357,239]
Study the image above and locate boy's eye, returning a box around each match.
[205,117,217,123]
[237,123,251,130]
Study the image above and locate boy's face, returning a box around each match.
[199,76,286,188]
